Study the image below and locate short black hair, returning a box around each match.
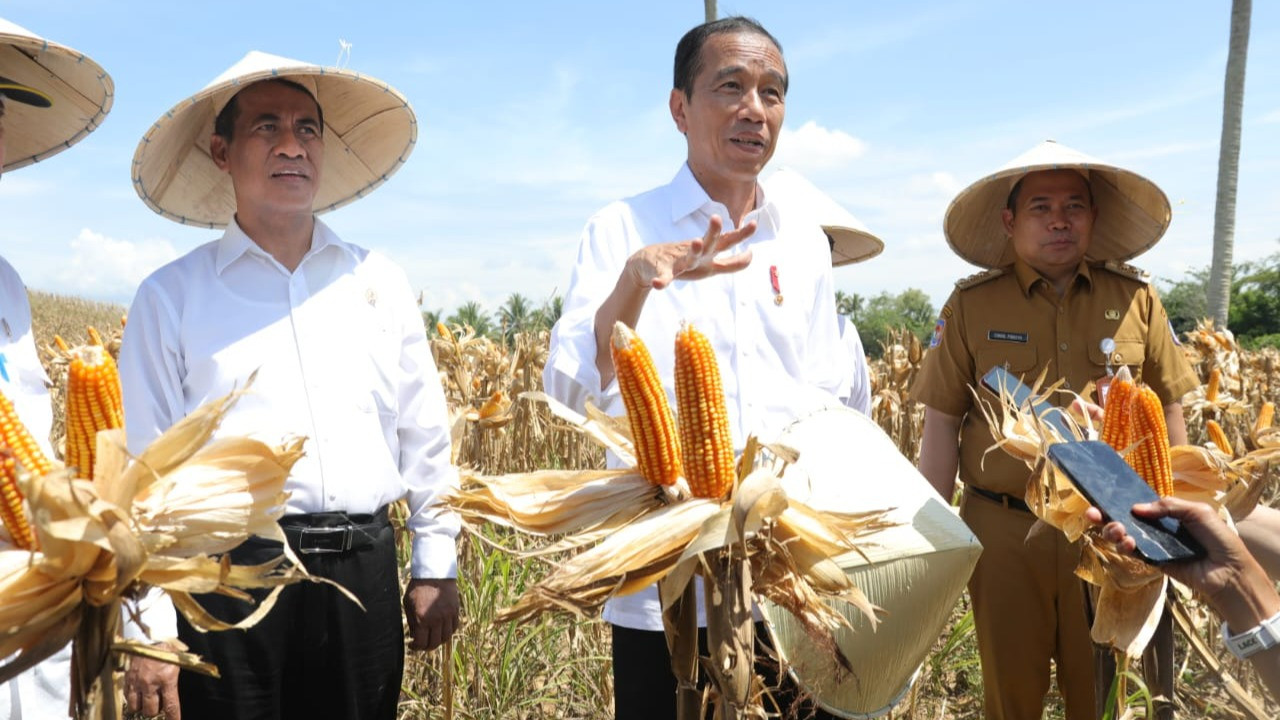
[213,78,324,142]
[1006,171,1096,215]
[673,16,787,100]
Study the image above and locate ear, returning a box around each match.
[210,134,231,172]
[1000,208,1015,237]
[669,88,687,136]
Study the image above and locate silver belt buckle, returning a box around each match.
[298,526,352,554]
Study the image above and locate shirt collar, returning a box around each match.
[1012,256,1093,297]
[214,216,355,274]
[668,162,777,232]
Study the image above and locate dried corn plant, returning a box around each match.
[432,323,601,475]
[869,328,925,462]
[0,375,315,720]
[449,323,896,719]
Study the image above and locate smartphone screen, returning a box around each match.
[1047,441,1204,564]
[980,366,1076,439]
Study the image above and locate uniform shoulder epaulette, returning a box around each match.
[954,267,1006,290]
[1099,259,1151,284]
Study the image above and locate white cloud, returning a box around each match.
[57,229,178,302]
[773,121,868,172]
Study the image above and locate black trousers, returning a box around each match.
[176,512,403,720]
[611,623,837,720]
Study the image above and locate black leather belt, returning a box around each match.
[966,485,1032,514]
[281,507,389,555]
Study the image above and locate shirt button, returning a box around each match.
[1059,342,1068,351]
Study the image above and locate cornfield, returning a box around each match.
[25,293,1280,718]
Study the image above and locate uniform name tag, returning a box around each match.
[988,330,1028,343]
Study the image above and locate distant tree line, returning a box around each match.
[423,249,1280,356]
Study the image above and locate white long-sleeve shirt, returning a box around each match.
[0,256,71,720]
[838,314,872,416]
[119,218,459,636]
[544,164,849,630]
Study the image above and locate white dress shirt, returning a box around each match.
[118,218,459,637]
[838,314,873,416]
[0,256,71,720]
[545,164,850,630]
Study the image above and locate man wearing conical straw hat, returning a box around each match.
[0,16,112,720]
[912,140,1198,718]
[764,167,884,416]
[119,51,459,719]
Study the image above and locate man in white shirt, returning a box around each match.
[120,52,458,720]
[544,16,848,718]
[0,16,112,720]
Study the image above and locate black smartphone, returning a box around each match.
[1046,441,1205,564]
[980,366,1076,440]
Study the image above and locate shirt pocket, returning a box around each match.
[974,343,1040,381]
[1088,337,1146,373]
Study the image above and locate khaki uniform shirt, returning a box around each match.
[911,257,1198,496]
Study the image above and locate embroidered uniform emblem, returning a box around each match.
[988,330,1028,343]
[365,288,378,307]
[941,305,953,320]
[1105,309,1120,320]
[930,318,946,348]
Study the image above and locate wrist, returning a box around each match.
[1209,561,1280,634]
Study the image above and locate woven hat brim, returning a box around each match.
[132,62,417,228]
[0,26,113,171]
[943,157,1171,270]
[828,226,885,267]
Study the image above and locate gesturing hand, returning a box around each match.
[623,214,755,291]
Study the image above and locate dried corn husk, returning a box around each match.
[983,367,1243,657]
[449,381,898,718]
[0,380,318,719]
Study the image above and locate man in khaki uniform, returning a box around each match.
[912,140,1198,719]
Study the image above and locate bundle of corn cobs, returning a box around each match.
[450,321,895,718]
[0,328,310,720]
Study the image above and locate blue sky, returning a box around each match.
[2,1,1277,319]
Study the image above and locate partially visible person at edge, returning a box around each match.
[544,16,850,719]
[118,51,459,720]
[0,16,112,720]
[1088,497,1280,700]
[910,140,1198,720]
[762,167,883,419]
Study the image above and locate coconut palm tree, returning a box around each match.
[448,301,494,339]
[497,293,535,345]
[1208,0,1252,327]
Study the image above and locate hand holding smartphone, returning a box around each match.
[1047,441,1205,565]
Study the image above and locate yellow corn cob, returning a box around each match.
[1257,402,1275,435]
[1130,387,1173,497]
[610,323,681,487]
[87,326,105,347]
[0,449,37,551]
[478,391,504,419]
[436,322,454,342]
[53,335,69,353]
[1205,419,1233,458]
[65,345,124,479]
[1100,377,1136,452]
[0,390,54,477]
[1205,368,1221,402]
[674,323,734,499]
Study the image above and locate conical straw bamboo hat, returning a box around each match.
[944,140,1171,269]
[132,50,416,228]
[0,17,113,171]
[762,407,982,717]
[766,167,884,266]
